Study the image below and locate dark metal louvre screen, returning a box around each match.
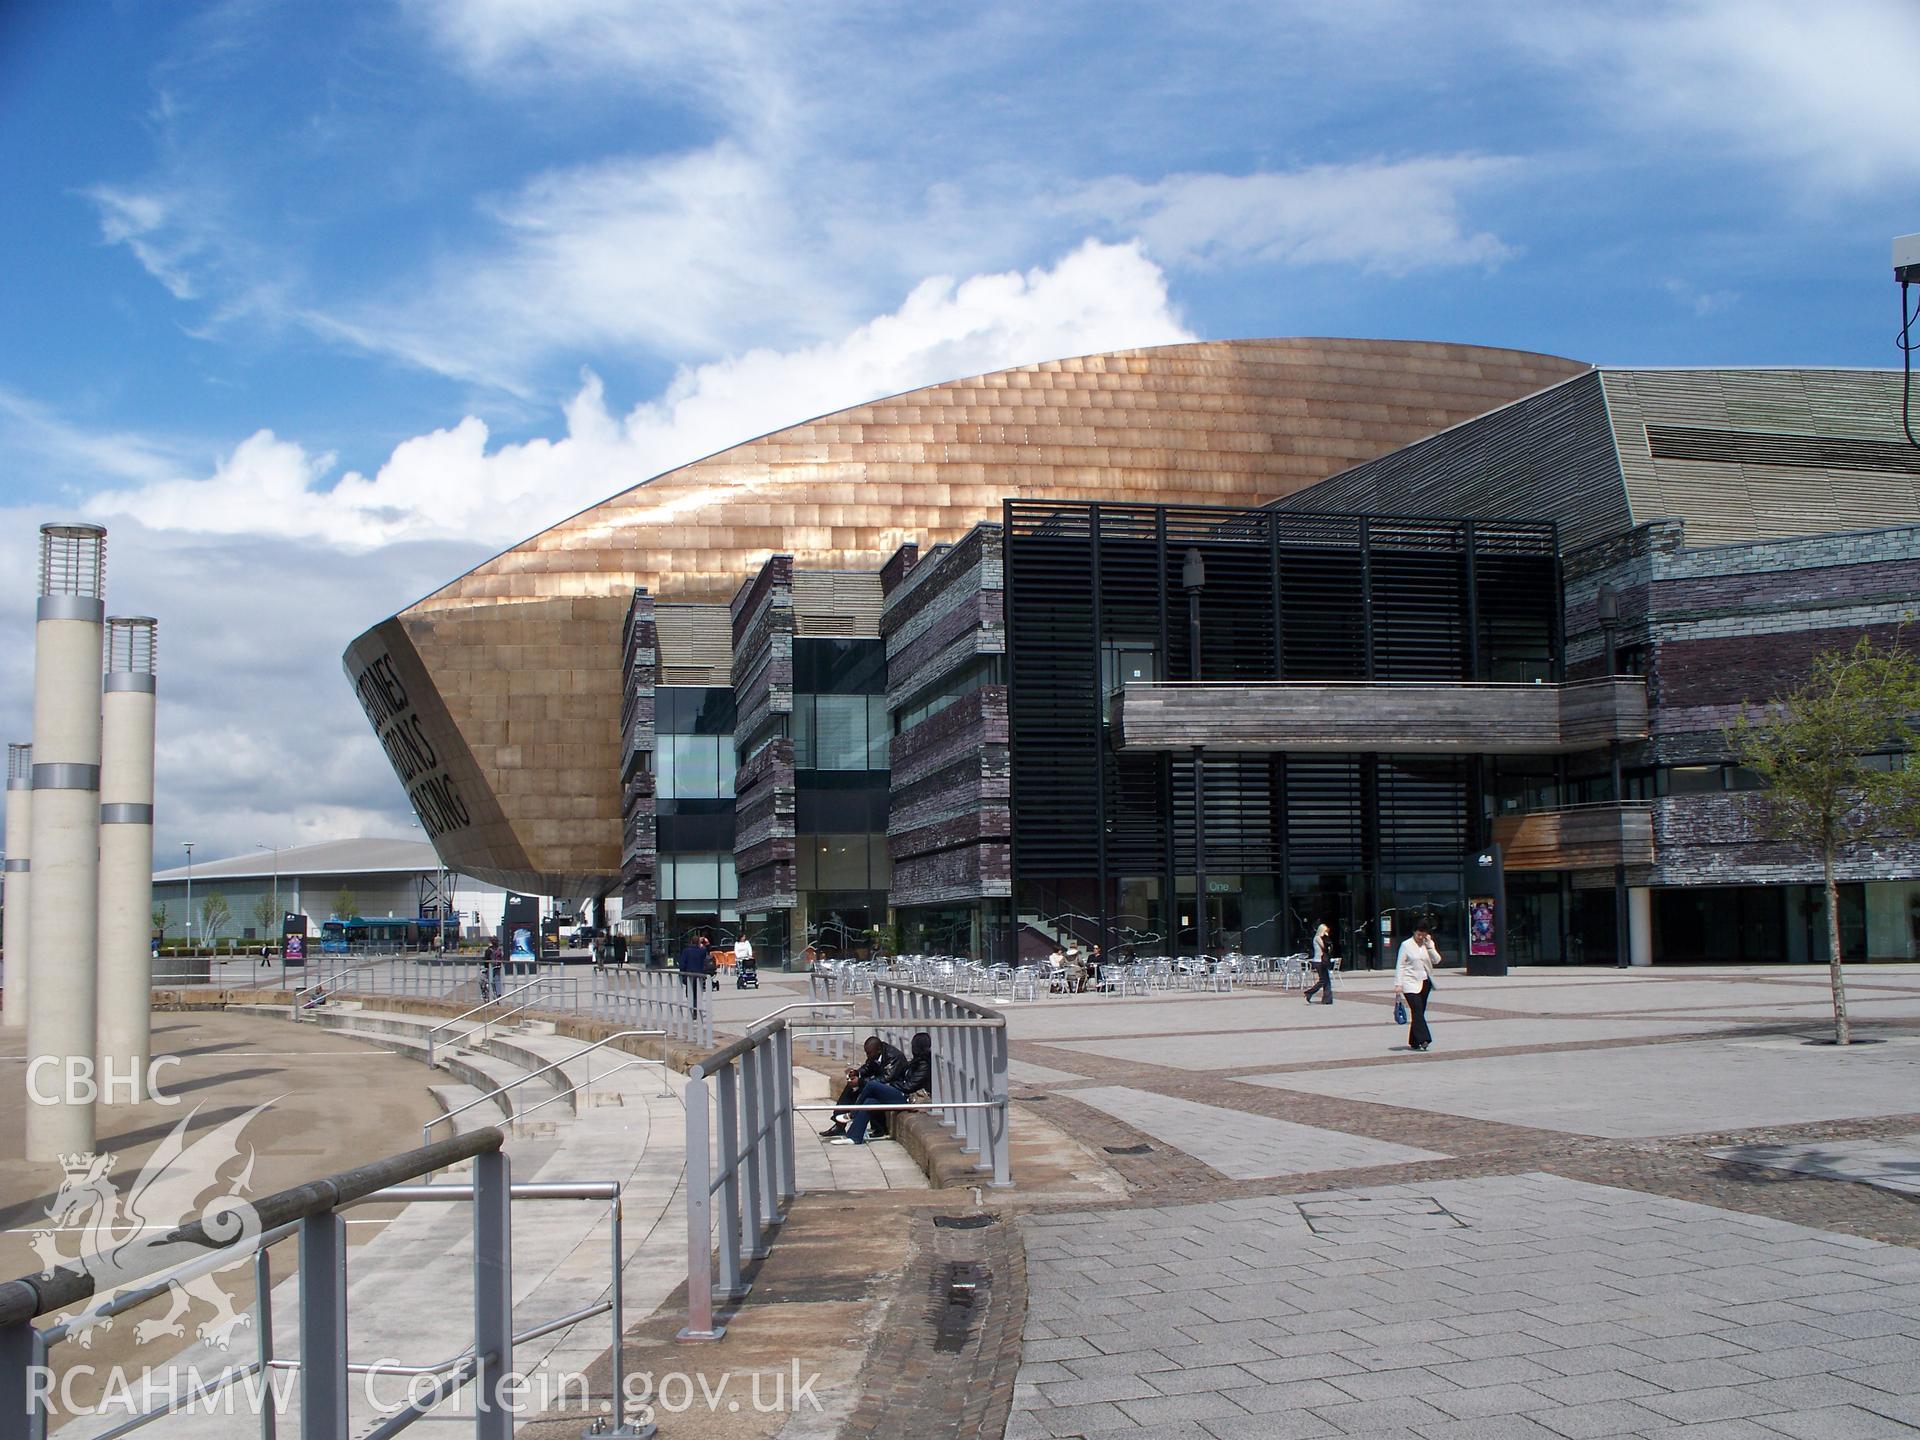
[1005,507,1100,875]
[1647,424,1920,476]
[1369,518,1467,681]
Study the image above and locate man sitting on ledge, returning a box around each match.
[832,1032,932,1146]
[822,1035,905,1138]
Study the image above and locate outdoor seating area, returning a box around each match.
[810,951,1323,1002]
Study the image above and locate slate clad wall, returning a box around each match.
[619,591,657,915]
[881,526,1011,907]
[731,557,797,909]
[1564,520,1920,886]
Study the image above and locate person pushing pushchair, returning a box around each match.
[734,931,759,989]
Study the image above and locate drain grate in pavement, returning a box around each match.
[1104,1143,1152,1155]
[1296,1195,1466,1235]
[933,1213,998,1230]
[931,1261,989,1353]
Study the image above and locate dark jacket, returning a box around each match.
[890,1033,933,1096]
[675,942,711,976]
[856,1039,905,1084]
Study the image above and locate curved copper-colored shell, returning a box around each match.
[346,338,1588,894]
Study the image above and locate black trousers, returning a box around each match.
[1304,960,1334,1003]
[1407,977,1433,1049]
[681,973,702,1015]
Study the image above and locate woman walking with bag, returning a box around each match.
[1304,922,1336,1004]
[1395,917,1441,1052]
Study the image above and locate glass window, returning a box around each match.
[1668,765,1725,795]
[866,695,890,769]
[720,857,738,901]
[791,697,814,768]
[817,833,869,889]
[657,857,675,902]
[675,855,722,900]
[814,695,868,770]
[655,741,675,798]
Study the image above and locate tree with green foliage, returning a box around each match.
[332,888,357,921]
[152,903,167,943]
[1729,633,1920,1044]
[251,892,279,941]
[198,891,232,949]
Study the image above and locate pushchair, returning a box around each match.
[735,950,760,989]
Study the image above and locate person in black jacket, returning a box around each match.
[676,932,713,1016]
[832,1032,932,1146]
[821,1036,905,1137]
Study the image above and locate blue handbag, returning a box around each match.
[1393,996,1408,1026]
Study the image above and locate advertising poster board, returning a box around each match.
[1465,844,1507,976]
[502,893,541,974]
[282,912,308,966]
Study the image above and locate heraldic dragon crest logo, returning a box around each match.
[32,1102,274,1350]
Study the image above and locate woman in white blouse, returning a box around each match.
[1394,918,1441,1051]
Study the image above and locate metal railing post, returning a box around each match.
[0,1318,35,1439]
[755,1032,780,1227]
[254,1248,278,1440]
[298,1211,350,1440]
[678,1074,722,1341]
[774,1026,798,1205]
[714,1065,744,1300]
[989,1022,1012,1187]
[738,1047,766,1259]
[472,1148,514,1440]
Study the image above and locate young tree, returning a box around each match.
[1729,633,1920,1044]
[151,902,167,944]
[251,892,279,940]
[198,891,233,949]
[332,888,357,921]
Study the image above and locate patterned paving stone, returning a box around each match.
[1063,1086,1449,1180]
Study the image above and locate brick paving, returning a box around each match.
[832,966,1920,1438]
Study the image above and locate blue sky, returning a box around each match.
[2,0,1918,864]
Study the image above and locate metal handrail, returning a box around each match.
[508,1060,666,1128]
[0,1129,501,1327]
[423,1030,667,1142]
[424,975,548,1066]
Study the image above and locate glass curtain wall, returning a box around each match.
[792,638,893,960]
[654,687,738,958]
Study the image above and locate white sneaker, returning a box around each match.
[829,1136,857,1146]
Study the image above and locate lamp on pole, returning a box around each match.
[1597,584,1630,968]
[182,841,195,956]
[255,842,281,962]
[1182,547,1208,962]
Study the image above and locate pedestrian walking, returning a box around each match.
[677,931,713,1016]
[1395,917,1441,1051]
[1304,922,1336,1004]
[611,932,627,966]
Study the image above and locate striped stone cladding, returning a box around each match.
[731,557,797,909]
[881,527,1011,908]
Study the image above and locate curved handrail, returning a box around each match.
[423,974,548,1064]
[0,1129,503,1327]
[423,1029,665,1142]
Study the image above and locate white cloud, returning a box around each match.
[325,143,833,391]
[1522,0,1920,192]
[0,510,490,863]
[1068,157,1520,275]
[88,239,1193,549]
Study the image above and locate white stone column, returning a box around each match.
[3,744,30,1029]
[98,618,157,1105]
[26,523,107,1160]
[1628,886,1653,967]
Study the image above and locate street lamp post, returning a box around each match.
[183,841,195,958]
[1183,548,1207,962]
[255,842,281,965]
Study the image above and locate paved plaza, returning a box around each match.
[990,965,1920,1440]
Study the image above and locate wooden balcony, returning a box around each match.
[1110,677,1648,755]
[1490,803,1655,871]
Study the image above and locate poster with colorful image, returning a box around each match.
[1469,897,1496,957]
